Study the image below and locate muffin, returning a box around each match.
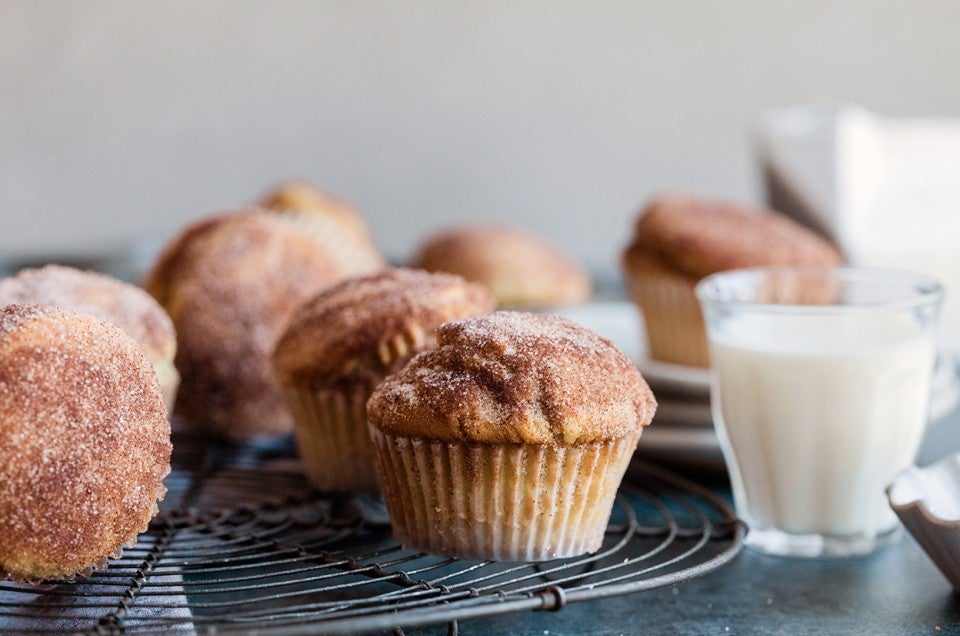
[366,311,656,561]
[0,305,171,582]
[412,224,592,308]
[0,264,179,413]
[621,195,843,367]
[144,210,342,439]
[257,181,386,277]
[273,268,495,493]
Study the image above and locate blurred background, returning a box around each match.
[2,0,959,279]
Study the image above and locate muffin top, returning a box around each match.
[412,224,592,308]
[622,194,842,280]
[143,211,235,307]
[0,304,170,582]
[273,268,495,388]
[258,180,369,237]
[0,264,175,366]
[144,210,342,312]
[143,210,343,438]
[367,311,656,445]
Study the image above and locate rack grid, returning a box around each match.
[0,432,744,634]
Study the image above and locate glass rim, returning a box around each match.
[695,266,943,314]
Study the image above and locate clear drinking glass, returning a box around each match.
[696,267,943,557]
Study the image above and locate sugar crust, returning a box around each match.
[367,311,656,444]
[0,305,171,582]
[274,268,495,388]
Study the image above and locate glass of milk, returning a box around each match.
[696,267,942,557]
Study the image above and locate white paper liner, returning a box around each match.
[626,272,709,368]
[284,382,380,493]
[276,210,385,277]
[369,427,642,561]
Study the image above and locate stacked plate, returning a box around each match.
[557,301,960,476]
[633,358,721,472]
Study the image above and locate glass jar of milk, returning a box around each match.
[697,267,942,558]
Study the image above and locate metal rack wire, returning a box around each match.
[0,432,744,635]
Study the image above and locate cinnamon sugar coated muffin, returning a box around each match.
[258,180,368,235]
[412,224,592,308]
[0,305,171,582]
[366,311,656,561]
[273,268,495,493]
[0,265,179,413]
[258,181,386,277]
[622,195,843,367]
[144,210,343,439]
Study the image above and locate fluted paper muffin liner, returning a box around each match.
[626,271,709,368]
[284,381,380,493]
[369,427,642,561]
[283,324,432,493]
[276,210,384,277]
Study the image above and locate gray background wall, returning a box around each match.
[2,1,959,277]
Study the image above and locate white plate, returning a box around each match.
[557,301,960,418]
[556,301,960,474]
[636,425,725,473]
[636,358,711,400]
[931,357,960,423]
[554,302,710,398]
[654,398,713,427]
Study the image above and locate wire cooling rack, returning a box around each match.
[0,431,744,635]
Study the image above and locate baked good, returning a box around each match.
[257,181,386,277]
[412,224,592,308]
[0,305,171,582]
[621,194,843,367]
[273,268,495,493]
[258,180,368,235]
[366,311,656,560]
[0,264,179,413]
[144,210,342,439]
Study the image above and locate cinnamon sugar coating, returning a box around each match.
[622,194,843,280]
[367,311,656,444]
[412,224,592,308]
[143,212,233,308]
[258,180,369,236]
[0,264,175,369]
[0,305,171,582]
[273,268,496,389]
[143,211,343,438]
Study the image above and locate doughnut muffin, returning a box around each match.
[0,305,171,582]
[273,268,495,493]
[622,195,843,367]
[0,264,179,413]
[144,210,342,439]
[258,181,386,277]
[412,224,592,308]
[367,311,656,561]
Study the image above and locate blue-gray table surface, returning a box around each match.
[424,409,960,635]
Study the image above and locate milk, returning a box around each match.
[710,312,936,538]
